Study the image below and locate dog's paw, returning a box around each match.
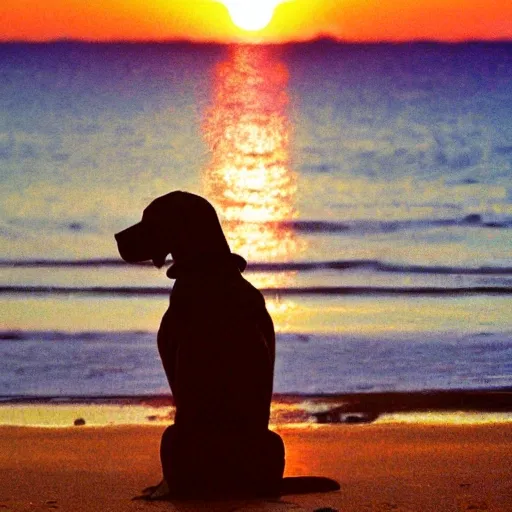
[133,479,171,501]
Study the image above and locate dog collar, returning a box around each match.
[166,253,247,279]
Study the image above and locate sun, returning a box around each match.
[223,0,282,32]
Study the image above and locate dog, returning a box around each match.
[115,191,339,500]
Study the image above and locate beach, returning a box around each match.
[1,420,511,512]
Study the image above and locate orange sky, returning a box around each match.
[1,0,511,43]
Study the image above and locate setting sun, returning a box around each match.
[223,0,283,31]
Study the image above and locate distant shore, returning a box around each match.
[1,38,511,47]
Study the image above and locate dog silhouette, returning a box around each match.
[115,191,339,500]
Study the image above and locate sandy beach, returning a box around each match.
[1,421,511,512]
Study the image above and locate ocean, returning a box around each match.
[1,41,511,402]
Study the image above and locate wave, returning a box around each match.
[1,285,511,296]
[0,330,152,342]
[1,328,511,401]
[1,258,512,276]
[282,214,512,233]
[249,261,512,275]
[1,214,510,243]
[2,330,510,343]
[0,258,145,267]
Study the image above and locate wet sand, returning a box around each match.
[1,422,511,511]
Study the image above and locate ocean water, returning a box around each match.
[1,41,511,399]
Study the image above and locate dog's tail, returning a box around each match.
[280,476,340,495]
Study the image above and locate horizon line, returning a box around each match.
[1,36,512,46]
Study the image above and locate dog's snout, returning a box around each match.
[115,223,153,263]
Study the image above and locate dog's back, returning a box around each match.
[158,267,275,433]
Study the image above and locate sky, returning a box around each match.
[0,0,511,43]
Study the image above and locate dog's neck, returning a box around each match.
[166,253,247,280]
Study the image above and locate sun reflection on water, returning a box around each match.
[202,45,305,327]
[202,45,303,273]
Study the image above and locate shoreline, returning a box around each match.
[2,388,510,408]
[1,389,511,427]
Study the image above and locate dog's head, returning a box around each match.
[115,191,234,269]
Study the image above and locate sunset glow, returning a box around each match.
[223,0,282,31]
[1,1,511,42]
